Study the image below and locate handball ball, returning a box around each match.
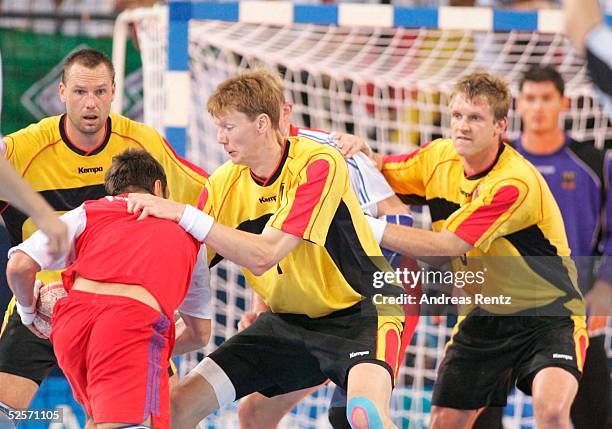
[34,282,67,337]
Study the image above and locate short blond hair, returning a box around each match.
[207,69,285,129]
[451,72,512,121]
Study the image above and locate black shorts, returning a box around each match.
[208,301,406,400]
[0,301,176,385]
[432,310,588,409]
[0,305,56,385]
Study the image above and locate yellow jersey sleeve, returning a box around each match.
[380,140,449,198]
[269,152,348,246]
[444,179,532,252]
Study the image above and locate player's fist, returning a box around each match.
[330,131,371,159]
[238,311,259,332]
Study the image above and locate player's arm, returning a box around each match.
[563,0,603,53]
[371,180,529,259]
[173,315,211,356]
[126,193,301,275]
[129,152,345,274]
[6,206,85,335]
[238,291,270,331]
[369,217,472,257]
[204,223,300,276]
[0,155,69,258]
[174,246,213,354]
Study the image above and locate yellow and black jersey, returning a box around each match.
[199,136,398,318]
[1,113,208,284]
[382,138,583,315]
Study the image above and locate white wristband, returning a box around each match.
[179,204,215,242]
[16,302,36,325]
[366,215,387,245]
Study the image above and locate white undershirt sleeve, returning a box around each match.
[8,204,87,270]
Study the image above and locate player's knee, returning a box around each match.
[535,401,570,427]
[237,397,268,429]
[328,406,351,429]
[346,397,384,429]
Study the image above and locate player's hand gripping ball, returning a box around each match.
[34,282,68,337]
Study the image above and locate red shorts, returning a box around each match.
[51,290,174,429]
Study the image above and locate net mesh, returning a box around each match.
[124,7,611,429]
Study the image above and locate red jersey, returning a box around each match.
[12,195,209,319]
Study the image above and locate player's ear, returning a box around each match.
[153,180,166,198]
[59,81,67,103]
[561,95,569,112]
[256,113,270,134]
[495,117,508,136]
[282,102,292,119]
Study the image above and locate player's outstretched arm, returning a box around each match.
[173,314,212,356]
[0,156,69,258]
[127,194,302,275]
[563,0,603,53]
[5,252,46,338]
[368,216,472,258]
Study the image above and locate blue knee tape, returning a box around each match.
[346,397,384,429]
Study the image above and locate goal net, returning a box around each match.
[114,5,612,429]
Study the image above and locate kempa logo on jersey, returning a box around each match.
[349,351,370,359]
[552,353,573,361]
[78,166,103,174]
[259,195,276,204]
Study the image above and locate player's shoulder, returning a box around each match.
[489,144,546,196]
[6,115,62,146]
[109,113,162,146]
[414,138,458,163]
[3,115,63,162]
[426,138,456,156]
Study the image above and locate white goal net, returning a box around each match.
[114,6,612,429]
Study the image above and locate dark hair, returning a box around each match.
[519,65,565,96]
[104,150,167,196]
[62,48,115,84]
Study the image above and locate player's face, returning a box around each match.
[517,81,567,134]
[59,63,115,136]
[450,94,505,159]
[214,110,262,165]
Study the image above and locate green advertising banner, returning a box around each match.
[1,28,143,135]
